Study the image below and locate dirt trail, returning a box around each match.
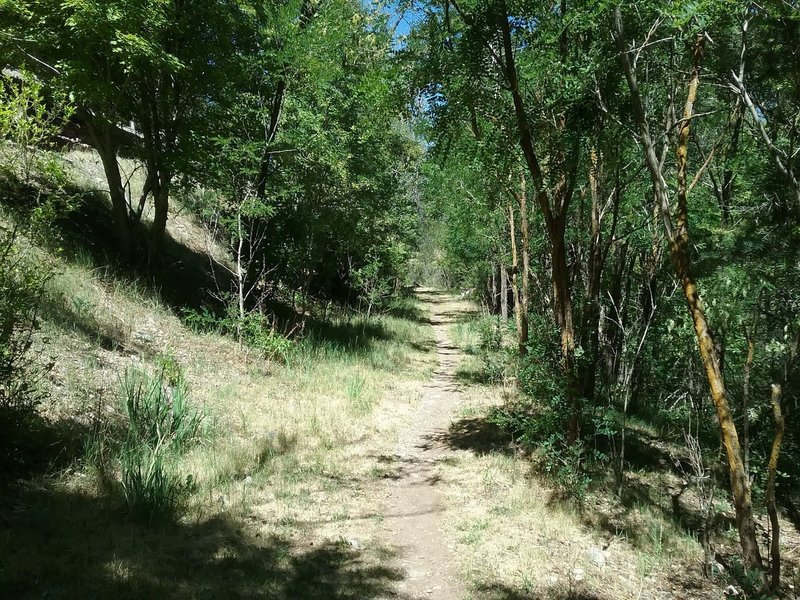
[382,290,468,600]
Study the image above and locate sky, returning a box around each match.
[380,0,425,43]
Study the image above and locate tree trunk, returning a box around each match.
[86,119,131,260]
[581,146,604,403]
[519,174,530,353]
[148,169,171,259]
[766,384,784,591]
[508,203,525,356]
[490,264,498,314]
[613,8,764,574]
[742,327,755,477]
[500,263,509,321]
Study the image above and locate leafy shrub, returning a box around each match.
[488,314,601,500]
[0,70,74,182]
[350,257,393,317]
[183,302,294,362]
[476,316,505,382]
[0,226,50,416]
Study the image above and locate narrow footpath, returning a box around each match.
[383,290,468,599]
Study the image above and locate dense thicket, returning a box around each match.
[407,0,800,587]
[0,0,420,310]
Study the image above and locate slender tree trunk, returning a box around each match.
[86,120,131,260]
[766,384,785,591]
[720,102,743,224]
[742,327,755,477]
[613,8,764,574]
[508,203,525,355]
[490,264,498,314]
[149,168,171,258]
[519,174,530,353]
[582,146,604,402]
[500,263,509,321]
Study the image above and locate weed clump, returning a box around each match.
[88,365,206,523]
[119,366,204,521]
[0,226,52,471]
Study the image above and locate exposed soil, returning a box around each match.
[381,290,468,599]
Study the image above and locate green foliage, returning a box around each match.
[0,70,74,182]
[351,257,393,317]
[120,367,202,454]
[475,316,505,383]
[183,303,294,363]
[0,226,50,416]
[119,442,193,522]
[117,367,204,521]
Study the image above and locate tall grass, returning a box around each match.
[121,368,203,454]
[86,366,206,522]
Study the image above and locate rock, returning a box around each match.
[572,568,585,582]
[345,537,362,550]
[724,584,741,597]
[586,547,607,568]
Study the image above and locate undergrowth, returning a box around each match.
[88,365,207,522]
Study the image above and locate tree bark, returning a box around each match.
[86,118,131,260]
[742,325,755,477]
[500,263,509,321]
[148,168,172,258]
[766,384,784,591]
[613,7,764,574]
[519,173,530,354]
[581,146,604,402]
[508,203,525,355]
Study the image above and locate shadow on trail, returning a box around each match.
[0,482,409,600]
[424,416,516,457]
[475,582,605,600]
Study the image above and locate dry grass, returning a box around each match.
[0,162,439,597]
[427,311,727,600]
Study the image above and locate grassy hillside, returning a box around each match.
[0,147,437,598]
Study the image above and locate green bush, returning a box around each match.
[0,226,49,415]
[476,316,505,382]
[0,70,74,182]
[183,301,294,362]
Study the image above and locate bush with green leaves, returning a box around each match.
[0,70,73,182]
[0,226,49,416]
[183,302,294,363]
[351,257,394,317]
[475,316,506,383]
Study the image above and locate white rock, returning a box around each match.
[572,568,586,582]
[586,547,607,568]
[346,537,362,550]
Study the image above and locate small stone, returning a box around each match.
[586,547,606,568]
[346,537,362,550]
[572,568,585,582]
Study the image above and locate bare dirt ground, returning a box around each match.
[380,289,468,599]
